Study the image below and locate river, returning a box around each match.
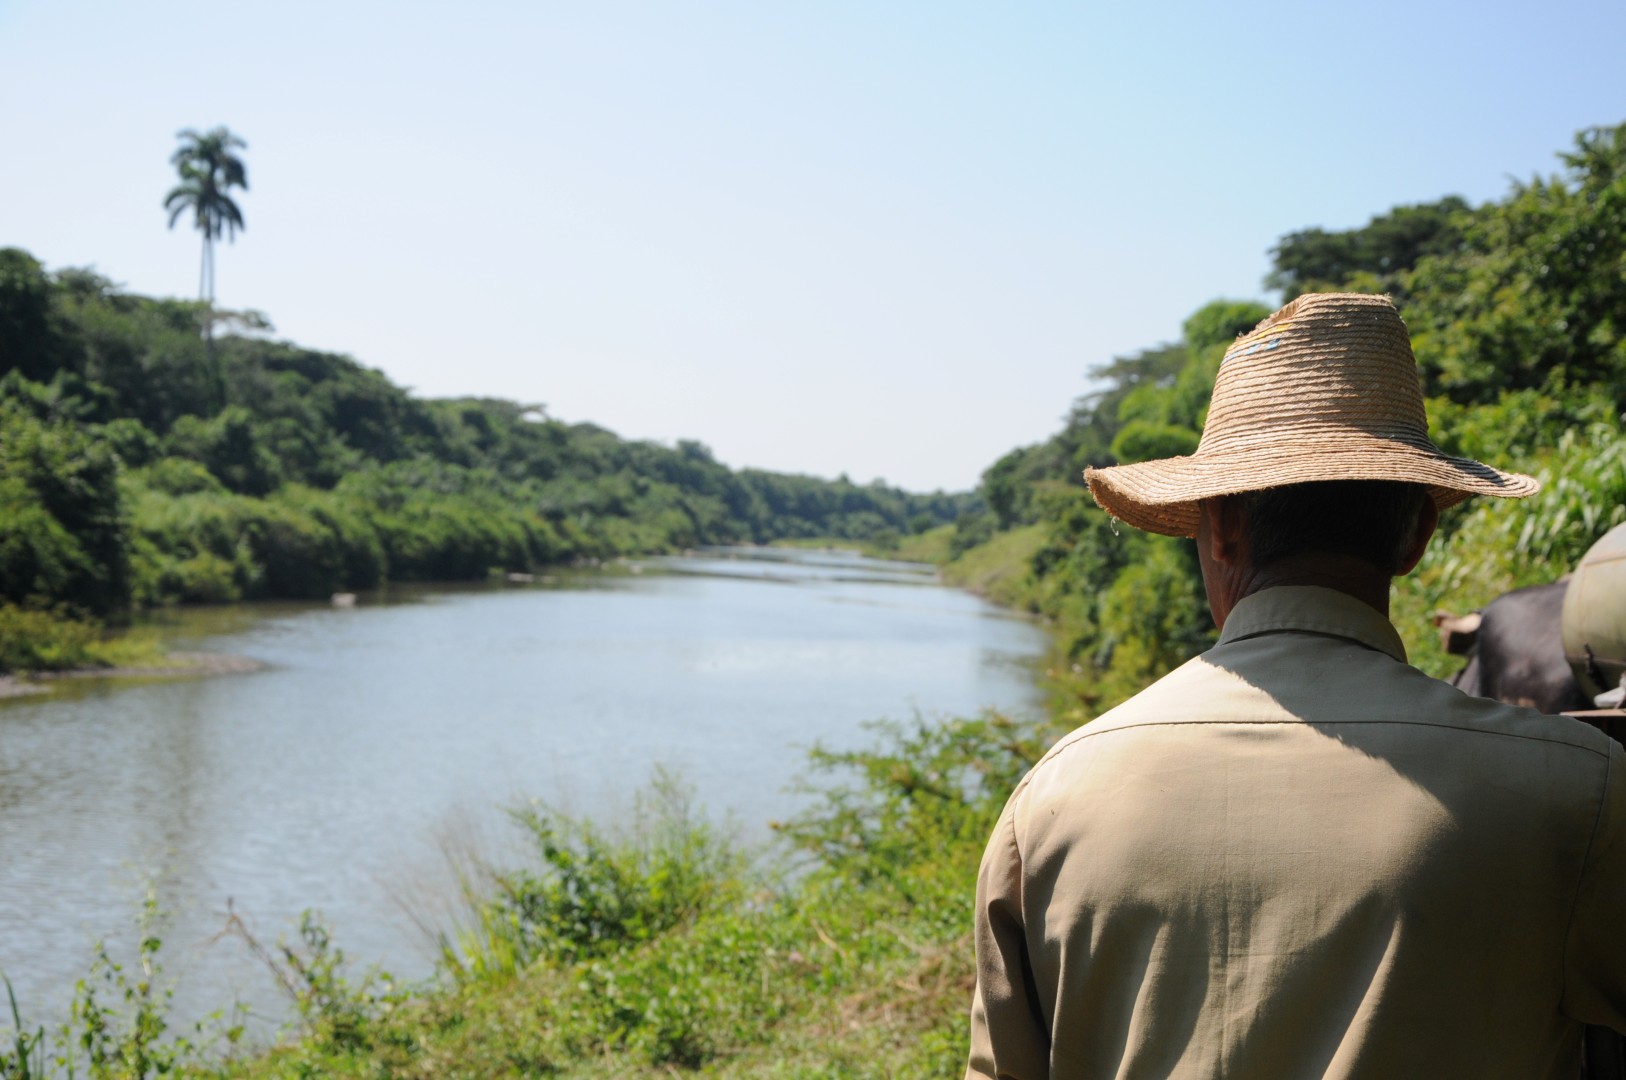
[0,547,1047,1032]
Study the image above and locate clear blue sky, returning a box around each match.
[2,0,1622,491]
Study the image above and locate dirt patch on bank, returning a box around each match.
[0,677,50,699]
[0,652,266,700]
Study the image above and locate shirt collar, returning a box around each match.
[1215,585,1408,664]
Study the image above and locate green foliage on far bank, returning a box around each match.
[0,253,974,671]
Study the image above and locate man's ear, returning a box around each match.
[1201,495,1245,566]
[1396,498,1439,577]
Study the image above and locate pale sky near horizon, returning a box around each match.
[2,1,1622,492]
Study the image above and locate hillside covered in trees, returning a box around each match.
[0,261,972,669]
[946,120,1626,716]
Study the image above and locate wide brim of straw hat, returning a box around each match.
[1084,292,1540,538]
[1086,439,1540,538]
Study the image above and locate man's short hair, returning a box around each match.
[1236,480,1431,576]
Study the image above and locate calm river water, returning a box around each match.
[0,547,1046,1029]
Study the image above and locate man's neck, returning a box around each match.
[1236,554,1392,619]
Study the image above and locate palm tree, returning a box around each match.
[164,126,248,317]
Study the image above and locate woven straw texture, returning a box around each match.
[1085,293,1540,537]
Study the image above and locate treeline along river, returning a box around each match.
[0,547,1047,1031]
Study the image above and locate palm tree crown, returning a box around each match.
[164,126,248,305]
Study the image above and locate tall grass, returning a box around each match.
[1396,423,1626,677]
[1,971,47,1079]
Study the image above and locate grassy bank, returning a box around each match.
[938,525,1045,607]
[769,525,955,566]
[0,603,170,678]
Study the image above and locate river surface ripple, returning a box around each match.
[0,547,1047,1030]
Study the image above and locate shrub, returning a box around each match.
[164,408,283,497]
[0,603,99,673]
[0,397,130,614]
[459,771,744,976]
[133,457,227,496]
[1109,419,1200,464]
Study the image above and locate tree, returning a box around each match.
[1402,122,1626,409]
[0,248,64,380]
[1265,196,1469,300]
[163,126,248,313]
[0,389,131,615]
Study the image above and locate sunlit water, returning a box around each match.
[0,547,1047,1032]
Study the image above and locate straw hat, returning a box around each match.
[1084,292,1540,537]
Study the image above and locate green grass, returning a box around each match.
[939,524,1045,609]
[890,525,956,565]
[766,537,865,552]
[0,605,176,677]
[769,526,955,566]
[0,605,101,674]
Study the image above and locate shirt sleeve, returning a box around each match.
[967,792,1051,1080]
[1563,738,1626,1032]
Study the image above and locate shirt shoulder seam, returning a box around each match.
[1033,716,1610,774]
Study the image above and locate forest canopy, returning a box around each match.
[0,253,971,666]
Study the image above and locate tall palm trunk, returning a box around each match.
[200,233,217,398]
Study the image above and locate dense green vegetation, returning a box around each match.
[3,121,1624,1078]
[946,121,1626,715]
[0,255,970,672]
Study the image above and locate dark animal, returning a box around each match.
[1444,581,1592,714]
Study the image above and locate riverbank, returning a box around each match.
[770,524,955,566]
[0,603,197,682]
[0,596,268,698]
[0,650,267,701]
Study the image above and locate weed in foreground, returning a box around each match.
[442,767,747,983]
[1,970,48,1079]
[0,892,248,1079]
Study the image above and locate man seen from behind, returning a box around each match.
[966,293,1626,1079]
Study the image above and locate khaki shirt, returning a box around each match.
[968,586,1626,1079]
